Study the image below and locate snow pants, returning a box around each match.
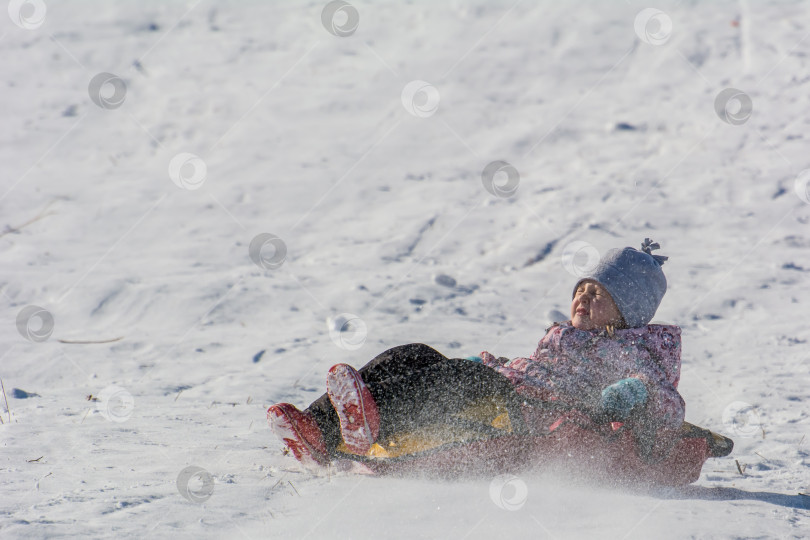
[305,343,525,453]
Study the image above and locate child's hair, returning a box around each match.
[573,238,668,328]
[611,313,629,331]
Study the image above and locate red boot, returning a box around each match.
[267,403,329,468]
[326,364,380,455]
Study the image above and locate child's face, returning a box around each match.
[570,280,624,330]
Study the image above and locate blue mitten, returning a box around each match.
[600,378,648,421]
[464,355,483,363]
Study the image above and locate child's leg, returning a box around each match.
[305,344,523,452]
[373,357,525,439]
[305,343,448,452]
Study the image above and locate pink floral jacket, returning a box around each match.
[480,322,685,454]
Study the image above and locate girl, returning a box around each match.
[268,239,685,469]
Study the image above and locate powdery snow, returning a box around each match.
[1,0,809,538]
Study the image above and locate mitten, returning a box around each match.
[600,378,648,421]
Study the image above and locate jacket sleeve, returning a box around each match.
[624,363,685,461]
[624,370,684,432]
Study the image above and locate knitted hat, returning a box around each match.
[572,238,668,328]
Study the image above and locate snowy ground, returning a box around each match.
[1,0,809,538]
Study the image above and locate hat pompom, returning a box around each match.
[640,238,668,266]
